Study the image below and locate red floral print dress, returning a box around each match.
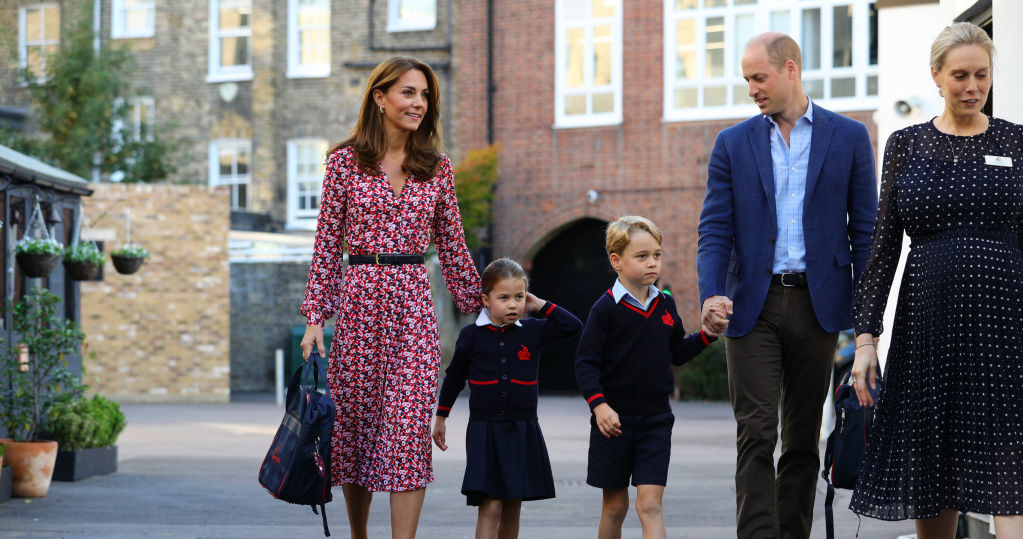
[301,146,482,492]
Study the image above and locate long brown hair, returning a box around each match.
[328,57,444,180]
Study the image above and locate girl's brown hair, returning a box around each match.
[481,258,528,295]
[328,56,444,180]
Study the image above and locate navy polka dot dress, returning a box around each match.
[851,117,1023,519]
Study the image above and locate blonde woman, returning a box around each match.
[851,23,1023,538]
[299,57,482,539]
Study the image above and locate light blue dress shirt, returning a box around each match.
[611,279,660,310]
[766,97,813,274]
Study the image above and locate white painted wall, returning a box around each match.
[992,0,1023,123]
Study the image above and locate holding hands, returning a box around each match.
[701,295,733,336]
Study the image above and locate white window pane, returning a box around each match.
[800,9,820,70]
[675,87,697,108]
[732,83,748,105]
[221,36,249,67]
[706,0,726,7]
[220,152,233,176]
[705,86,726,106]
[398,0,435,23]
[27,46,44,75]
[26,9,42,41]
[220,5,251,31]
[734,14,755,75]
[236,184,247,209]
[705,16,724,78]
[43,6,59,39]
[560,0,587,21]
[300,30,329,64]
[868,3,878,66]
[592,0,614,18]
[592,93,614,113]
[124,0,150,7]
[566,28,585,88]
[565,95,587,115]
[867,75,878,96]
[676,19,696,80]
[125,9,151,34]
[770,10,789,34]
[804,79,824,100]
[832,77,855,98]
[675,0,697,9]
[236,149,250,175]
[593,26,612,86]
[832,5,853,68]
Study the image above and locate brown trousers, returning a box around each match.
[725,284,837,539]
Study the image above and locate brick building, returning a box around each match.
[454,0,880,388]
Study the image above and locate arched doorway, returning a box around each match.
[528,218,617,392]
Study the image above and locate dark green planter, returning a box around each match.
[15,252,61,278]
[0,466,11,503]
[111,255,145,275]
[64,259,101,281]
[52,445,117,482]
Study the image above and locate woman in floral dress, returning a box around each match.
[300,57,482,539]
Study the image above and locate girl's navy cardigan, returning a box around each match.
[436,302,583,421]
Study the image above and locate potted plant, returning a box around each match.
[0,288,85,497]
[63,243,104,281]
[47,394,125,481]
[15,237,64,278]
[109,243,149,275]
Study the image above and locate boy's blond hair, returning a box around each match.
[605,216,663,256]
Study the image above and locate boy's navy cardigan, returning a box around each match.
[436,302,583,422]
[574,289,715,416]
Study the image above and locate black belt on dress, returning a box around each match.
[771,272,807,288]
[348,253,425,266]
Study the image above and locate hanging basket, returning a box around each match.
[16,252,61,278]
[110,255,145,275]
[63,259,101,281]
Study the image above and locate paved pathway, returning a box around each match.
[0,395,916,538]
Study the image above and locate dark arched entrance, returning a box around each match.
[529,218,617,392]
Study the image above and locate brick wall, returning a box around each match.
[80,183,231,402]
[455,0,877,326]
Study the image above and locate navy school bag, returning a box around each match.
[259,350,336,536]
[821,372,882,539]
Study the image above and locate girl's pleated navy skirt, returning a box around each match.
[461,419,556,506]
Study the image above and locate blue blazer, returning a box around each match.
[696,104,878,337]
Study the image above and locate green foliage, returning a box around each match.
[0,1,178,183]
[0,288,85,441]
[453,145,499,249]
[15,237,64,255]
[0,441,6,457]
[110,243,149,259]
[46,395,126,450]
[64,243,104,265]
[676,339,730,401]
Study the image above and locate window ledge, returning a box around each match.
[286,67,331,79]
[552,116,623,130]
[112,31,155,40]
[386,20,437,33]
[206,70,254,84]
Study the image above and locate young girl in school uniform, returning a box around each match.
[432,258,582,539]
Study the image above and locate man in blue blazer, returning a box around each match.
[697,33,877,539]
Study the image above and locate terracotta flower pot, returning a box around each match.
[0,439,58,497]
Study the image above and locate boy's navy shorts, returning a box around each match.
[586,411,675,489]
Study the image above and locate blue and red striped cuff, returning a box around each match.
[585,393,607,410]
[436,404,452,417]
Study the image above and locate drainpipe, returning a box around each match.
[487,0,495,145]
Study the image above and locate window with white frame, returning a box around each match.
[209,140,251,210]
[387,0,436,32]
[555,0,622,128]
[19,4,60,81]
[112,0,155,39]
[287,0,330,78]
[207,0,253,82]
[664,0,878,121]
[287,139,328,229]
[109,97,156,182]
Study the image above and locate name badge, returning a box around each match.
[984,155,1013,167]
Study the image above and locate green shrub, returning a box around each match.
[110,243,149,259]
[64,243,105,265]
[676,339,730,401]
[0,441,6,458]
[46,395,126,450]
[15,237,64,255]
